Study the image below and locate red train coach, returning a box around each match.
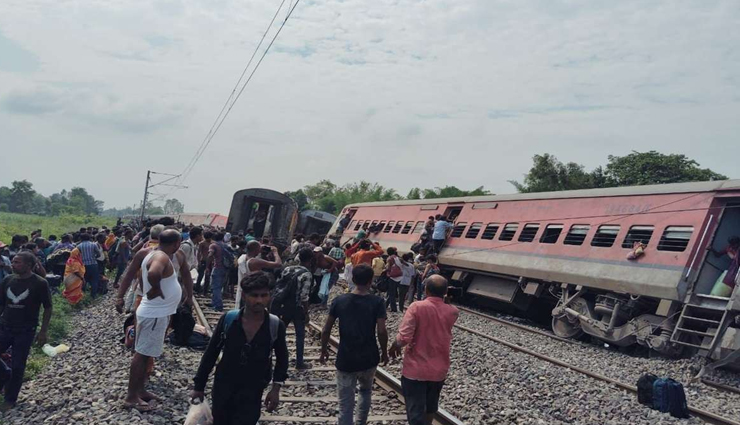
[329,180,740,359]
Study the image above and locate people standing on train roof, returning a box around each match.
[236,241,282,309]
[276,248,314,370]
[390,275,458,425]
[123,229,183,412]
[708,236,740,297]
[192,273,288,425]
[431,216,454,253]
[320,264,388,425]
[194,230,212,294]
[0,252,53,412]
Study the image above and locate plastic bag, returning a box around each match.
[42,343,71,357]
[319,273,331,298]
[184,399,213,425]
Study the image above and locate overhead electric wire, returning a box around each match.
[169,0,301,198]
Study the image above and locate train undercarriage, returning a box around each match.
[452,270,740,361]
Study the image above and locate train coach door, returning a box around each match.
[443,205,464,221]
[692,200,740,297]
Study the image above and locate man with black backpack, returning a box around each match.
[207,232,235,312]
[192,272,288,424]
[271,248,314,370]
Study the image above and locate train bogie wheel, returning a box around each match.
[551,315,584,339]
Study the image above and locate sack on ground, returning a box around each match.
[184,399,213,425]
[652,377,689,418]
[636,373,657,406]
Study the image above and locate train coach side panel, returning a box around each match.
[442,247,688,300]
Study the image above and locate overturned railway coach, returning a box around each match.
[329,180,740,360]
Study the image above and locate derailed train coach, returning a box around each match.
[328,179,740,360]
[226,188,298,250]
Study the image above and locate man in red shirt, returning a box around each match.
[389,275,458,425]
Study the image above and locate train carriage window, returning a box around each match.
[392,221,404,233]
[377,221,387,233]
[362,222,370,230]
[591,225,621,247]
[411,221,425,234]
[466,222,483,239]
[564,225,590,245]
[540,224,564,244]
[518,224,540,242]
[481,223,500,240]
[451,222,467,238]
[401,222,414,234]
[350,220,358,231]
[383,221,395,233]
[499,223,519,241]
[621,225,655,248]
[657,226,694,252]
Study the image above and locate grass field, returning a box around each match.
[0,212,116,243]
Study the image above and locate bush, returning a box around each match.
[0,212,116,243]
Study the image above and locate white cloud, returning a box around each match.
[0,0,738,213]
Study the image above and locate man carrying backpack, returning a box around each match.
[272,248,314,370]
[192,272,288,425]
[208,232,235,312]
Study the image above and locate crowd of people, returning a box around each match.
[0,214,460,425]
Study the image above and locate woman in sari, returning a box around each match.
[63,248,85,305]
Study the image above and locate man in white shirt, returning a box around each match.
[123,229,182,412]
[236,241,283,308]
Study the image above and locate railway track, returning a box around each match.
[455,305,740,425]
[192,294,465,425]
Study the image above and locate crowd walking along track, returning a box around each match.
[455,305,740,425]
[192,295,465,425]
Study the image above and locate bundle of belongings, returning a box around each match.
[636,374,690,418]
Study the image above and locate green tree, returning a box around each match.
[511,152,728,193]
[421,186,490,199]
[9,180,36,213]
[284,189,309,212]
[406,188,422,200]
[604,151,727,186]
[510,154,598,193]
[163,198,185,215]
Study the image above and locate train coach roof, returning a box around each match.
[345,179,740,208]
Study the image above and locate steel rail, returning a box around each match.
[458,305,740,398]
[454,321,740,425]
[306,322,466,425]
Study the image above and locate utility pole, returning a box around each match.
[139,170,151,223]
[138,170,188,224]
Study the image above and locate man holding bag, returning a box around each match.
[192,273,288,425]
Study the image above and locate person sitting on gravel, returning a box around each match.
[123,229,183,412]
[192,272,288,425]
[390,275,459,425]
[0,251,53,412]
[319,264,389,425]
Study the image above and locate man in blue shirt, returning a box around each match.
[432,216,454,253]
[77,233,102,297]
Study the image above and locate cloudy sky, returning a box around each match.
[1,0,738,214]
